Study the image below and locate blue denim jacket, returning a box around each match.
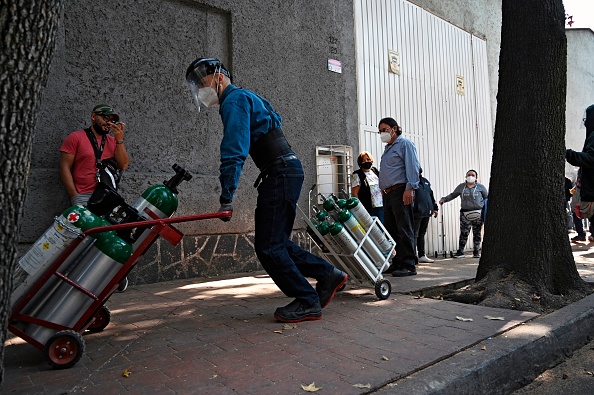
[218,85,282,202]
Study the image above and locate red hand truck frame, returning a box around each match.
[9,209,231,369]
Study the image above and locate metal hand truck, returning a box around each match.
[299,206,394,300]
[8,209,231,369]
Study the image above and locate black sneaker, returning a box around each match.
[382,264,399,274]
[391,268,417,277]
[274,299,322,323]
[473,253,481,258]
[572,234,586,242]
[316,268,348,308]
[452,251,464,258]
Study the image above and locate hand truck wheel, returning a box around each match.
[375,279,391,300]
[86,305,111,333]
[44,330,85,369]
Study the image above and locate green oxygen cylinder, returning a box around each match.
[306,222,330,253]
[346,197,395,257]
[329,222,378,277]
[134,164,193,220]
[330,193,347,210]
[12,205,105,308]
[312,206,344,255]
[135,184,179,219]
[315,218,343,255]
[321,195,335,211]
[131,164,192,249]
[336,207,387,268]
[24,232,133,346]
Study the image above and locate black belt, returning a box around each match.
[382,183,406,195]
[253,154,298,188]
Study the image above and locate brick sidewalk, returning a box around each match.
[4,257,537,394]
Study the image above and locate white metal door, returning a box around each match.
[354,0,493,255]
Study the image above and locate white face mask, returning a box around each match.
[466,176,476,183]
[380,131,392,143]
[198,86,219,107]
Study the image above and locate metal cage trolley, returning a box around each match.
[300,193,395,300]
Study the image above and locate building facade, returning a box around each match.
[20,1,590,284]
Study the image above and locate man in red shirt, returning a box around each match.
[59,104,131,291]
[59,104,130,205]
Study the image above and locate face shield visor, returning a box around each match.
[186,67,223,113]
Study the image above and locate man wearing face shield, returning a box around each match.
[566,104,594,219]
[59,104,130,206]
[185,57,347,323]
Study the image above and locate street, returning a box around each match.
[512,321,594,394]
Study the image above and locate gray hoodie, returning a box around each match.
[441,182,488,211]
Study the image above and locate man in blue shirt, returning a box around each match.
[186,57,347,323]
[377,117,420,276]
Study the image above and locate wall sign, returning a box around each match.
[456,75,465,95]
[388,50,400,75]
[328,59,342,73]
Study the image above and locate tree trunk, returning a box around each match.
[0,0,62,385]
[445,0,589,312]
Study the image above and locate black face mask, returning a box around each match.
[361,162,373,170]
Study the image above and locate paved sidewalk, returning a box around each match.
[4,243,594,394]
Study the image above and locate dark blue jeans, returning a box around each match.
[414,216,430,257]
[255,158,334,306]
[383,188,417,270]
[369,206,385,224]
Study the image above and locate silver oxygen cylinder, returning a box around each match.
[24,232,132,345]
[335,208,387,269]
[308,219,346,269]
[346,197,395,257]
[329,221,379,278]
[11,206,103,309]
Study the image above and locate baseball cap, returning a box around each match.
[92,104,120,122]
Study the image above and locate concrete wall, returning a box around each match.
[565,28,594,180]
[20,0,358,284]
[20,0,515,285]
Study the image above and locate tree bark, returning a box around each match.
[445,0,589,311]
[0,0,62,385]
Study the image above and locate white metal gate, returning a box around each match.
[354,0,493,255]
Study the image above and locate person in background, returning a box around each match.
[565,177,574,234]
[377,117,420,277]
[351,151,384,223]
[413,168,438,263]
[60,104,130,206]
[185,57,347,323]
[439,169,488,258]
[567,104,594,241]
[59,103,130,292]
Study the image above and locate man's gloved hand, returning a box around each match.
[218,203,233,222]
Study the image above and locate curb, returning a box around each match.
[372,292,594,394]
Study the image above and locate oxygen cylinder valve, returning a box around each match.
[163,164,193,194]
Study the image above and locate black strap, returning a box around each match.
[84,128,106,167]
